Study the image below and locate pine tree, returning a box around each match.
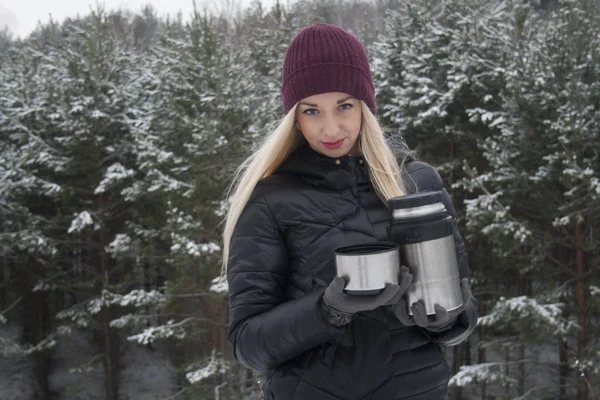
[373,1,515,397]
[2,9,154,399]
[0,36,68,397]
[455,0,600,398]
[109,7,269,398]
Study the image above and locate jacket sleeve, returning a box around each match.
[226,193,347,372]
[410,164,478,346]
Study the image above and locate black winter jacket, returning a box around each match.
[226,143,477,400]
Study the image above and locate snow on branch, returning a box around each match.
[23,336,57,355]
[109,313,148,329]
[0,336,26,356]
[185,349,228,384]
[57,289,167,327]
[94,162,135,194]
[147,169,193,196]
[126,319,188,345]
[67,211,94,234]
[112,289,167,307]
[105,233,132,256]
[450,362,516,387]
[479,295,576,335]
[209,275,228,293]
[170,233,220,257]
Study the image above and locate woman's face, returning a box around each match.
[295,92,362,158]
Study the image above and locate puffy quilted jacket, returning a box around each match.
[226,142,477,400]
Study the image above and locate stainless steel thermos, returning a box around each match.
[386,191,463,315]
[334,242,400,295]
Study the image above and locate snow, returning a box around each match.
[0,353,41,399]
[479,295,575,335]
[67,211,94,234]
[105,233,132,255]
[552,216,571,227]
[210,275,229,293]
[449,363,510,387]
[185,349,228,384]
[112,289,166,307]
[58,289,167,329]
[127,319,187,345]
[94,162,135,194]
[120,181,144,201]
[47,329,106,400]
[170,233,220,257]
[56,304,91,328]
[90,109,108,119]
[591,177,600,194]
[0,321,43,398]
[119,341,178,400]
[147,170,192,194]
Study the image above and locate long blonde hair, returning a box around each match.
[221,101,407,272]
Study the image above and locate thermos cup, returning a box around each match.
[334,242,400,295]
[386,191,463,315]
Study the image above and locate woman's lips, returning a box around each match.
[322,139,344,150]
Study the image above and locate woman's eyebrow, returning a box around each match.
[337,96,354,104]
[299,96,355,108]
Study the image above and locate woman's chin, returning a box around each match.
[320,147,346,158]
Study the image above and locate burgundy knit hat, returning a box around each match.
[282,23,376,115]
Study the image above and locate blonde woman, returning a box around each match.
[223,23,477,400]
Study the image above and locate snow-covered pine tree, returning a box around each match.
[8,9,157,399]
[110,6,268,398]
[235,0,300,135]
[0,38,65,398]
[457,0,600,398]
[372,1,514,397]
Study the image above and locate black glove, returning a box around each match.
[321,266,413,327]
[392,278,472,332]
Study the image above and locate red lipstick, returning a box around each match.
[323,139,344,150]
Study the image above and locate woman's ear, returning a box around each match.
[295,121,301,130]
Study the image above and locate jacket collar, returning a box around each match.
[276,142,370,191]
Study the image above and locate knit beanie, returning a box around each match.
[281,23,376,115]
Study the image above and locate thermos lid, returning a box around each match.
[389,191,442,209]
[388,191,447,221]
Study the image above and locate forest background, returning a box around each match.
[1,0,599,399]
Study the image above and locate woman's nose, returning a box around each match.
[321,115,340,138]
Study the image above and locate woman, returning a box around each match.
[223,23,477,400]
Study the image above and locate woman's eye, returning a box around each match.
[303,108,319,115]
[339,103,353,110]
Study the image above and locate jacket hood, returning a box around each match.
[276,142,370,191]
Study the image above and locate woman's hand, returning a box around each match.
[392,278,472,332]
[320,266,413,327]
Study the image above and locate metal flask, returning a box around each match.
[334,242,400,295]
[386,191,463,315]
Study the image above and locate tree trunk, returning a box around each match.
[18,264,50,400]
[34,290,50,400]
[575,223,588,400]
[478,242,487,400]
[0,257,6,310]
[557,244,570,400]
[518,269,526,396]
[559,338,568,400]
[100,222,118,400]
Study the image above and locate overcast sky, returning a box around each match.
[1,0,286,39]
